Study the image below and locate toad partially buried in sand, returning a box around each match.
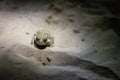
[31,29,54,49]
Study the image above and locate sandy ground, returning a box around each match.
[0,0,120,80]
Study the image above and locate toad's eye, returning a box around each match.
[36,37,40,41]
[43,39,47,43]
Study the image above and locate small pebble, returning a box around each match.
[47,57,52,62]
[81,39,85,42]
[48,16,52,19]
[14,62,22,65]
[68,14,74,17]
[1,46,5,48]
[45,19,51,24]
[54,7,63,13]
[20,16,22,19]
[73,30,80,33]
[42,63,46,66]
[49,4,55,9]
[38,57,42,61]
[114,57,118,60]
[26,32,29,35]
[95,50,97,53]
[68,18,74,22]
[12,6,18,10]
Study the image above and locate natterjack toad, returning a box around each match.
[31,29,54,49]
